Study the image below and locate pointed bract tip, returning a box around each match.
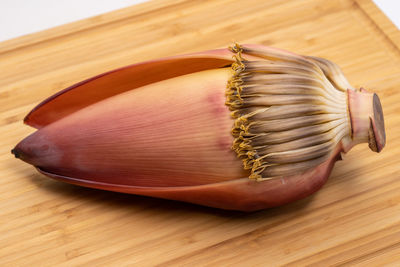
[11,148,20,158]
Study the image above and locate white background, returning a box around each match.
[0,0,398,43]
[373,0,400,29]
[0,0,147,42]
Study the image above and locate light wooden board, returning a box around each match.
[1,0,400,265]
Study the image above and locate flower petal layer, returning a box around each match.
[15,68,248,187]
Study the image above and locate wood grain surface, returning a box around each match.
[1,0,400,265]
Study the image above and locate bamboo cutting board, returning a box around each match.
[1,0,400,265]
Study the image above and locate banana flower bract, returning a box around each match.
[12,44,386,211]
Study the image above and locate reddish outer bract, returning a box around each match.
[15,45,346,211]
[37,145,341,211]
[24,49,235,129]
